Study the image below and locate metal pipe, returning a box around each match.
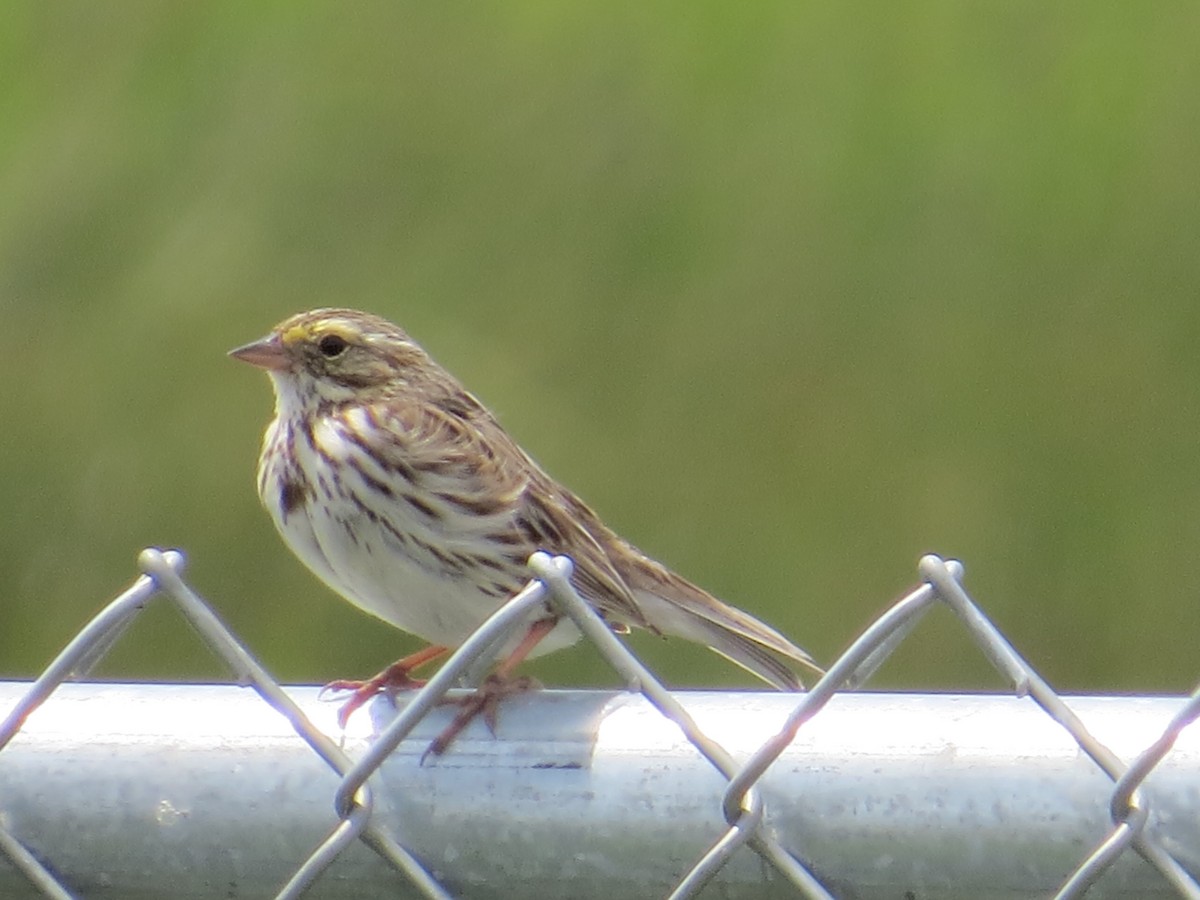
[1,683,1198,899]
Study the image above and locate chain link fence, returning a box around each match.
[2,548,1199,898]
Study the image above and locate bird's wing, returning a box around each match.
[369,398,650,629]
[516,477,653,631]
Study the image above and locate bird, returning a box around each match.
[230,308,820,753]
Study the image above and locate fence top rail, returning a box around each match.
[3,681,1198,763]
[2,682,1199,900]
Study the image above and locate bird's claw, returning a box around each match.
[320,664,429,729]
[421,673,540,762]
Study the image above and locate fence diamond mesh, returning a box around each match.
[1,548,1198,898]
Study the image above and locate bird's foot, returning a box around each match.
[422,673,541,762]
[321,645,448,729]
[323,667,426,730]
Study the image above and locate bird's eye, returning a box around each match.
[317,334,349,358]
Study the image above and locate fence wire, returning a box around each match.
[1,548,1199,899]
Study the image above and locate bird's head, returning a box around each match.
[230,308,432,409]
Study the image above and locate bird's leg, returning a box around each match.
[422,617,557,760]
[323,644,449,729]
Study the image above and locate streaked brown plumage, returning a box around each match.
[231,309,819,739]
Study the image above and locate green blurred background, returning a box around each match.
[3,4,1200,695]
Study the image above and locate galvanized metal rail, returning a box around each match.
[1,684,1199,899]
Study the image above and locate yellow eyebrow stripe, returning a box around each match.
[281,323,311,346]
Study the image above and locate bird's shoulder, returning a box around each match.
[359,392,524,481]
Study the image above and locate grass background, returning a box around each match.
[3,4,1200,694]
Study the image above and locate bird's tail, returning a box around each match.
[619,554,822,690]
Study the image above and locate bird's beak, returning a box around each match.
[228,333,289,371]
